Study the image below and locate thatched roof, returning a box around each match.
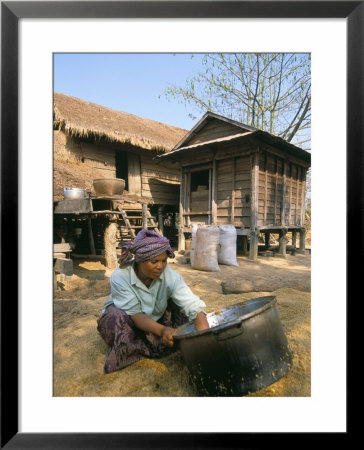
[54,92,187,152]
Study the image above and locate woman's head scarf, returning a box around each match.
[119,229,175,267]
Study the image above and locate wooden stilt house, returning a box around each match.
[53,93,186,266]
[158,112,311,260]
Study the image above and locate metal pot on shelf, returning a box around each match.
[63,187,86,199]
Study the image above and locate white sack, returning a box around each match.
[192,225,220,272]
[218,224,239,266]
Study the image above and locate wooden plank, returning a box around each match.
[217,180,241,191]
[141,189,179,201]
[191,200,210,211]
[141,165,180,180]
[184,211,211,215]
[233,180,251,190]
[88,217,96,255]
[288,163,293,225]
[127,152,142,195]
[141,177,180,187]
[218,207,250,217]
[53,243,72,253]
[234,189,251,199]
[218,198,249,208]
[141,156,180,173]
[142,203,148,229]
[190,190,209,200]
[231,157,236,223]
[208,167,212,225]
[273,156,278,226]
[186,171,191,227]
[216,158,234,170]
[180,151,214,167]
[295,167,300,225]
[301,168,307,226]
[183,163,213,173]
[178,168,185,251]
[259,142,311,168]
[216,192,231,203]
[211,158,217,225]
[264,151,268,225]
[251,150,259,230]
[188,119,242,145]
[81,143,115,164]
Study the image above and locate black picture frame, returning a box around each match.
[1,1,358,448]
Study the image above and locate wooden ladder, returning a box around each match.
[116,204,160,241]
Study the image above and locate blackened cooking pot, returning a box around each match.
[174,296,292,396]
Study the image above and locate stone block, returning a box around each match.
[54,257,73,276]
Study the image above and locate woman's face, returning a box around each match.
[137,251,168,280]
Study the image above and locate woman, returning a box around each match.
[97,229,209,373]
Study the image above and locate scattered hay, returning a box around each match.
[54,254,311,397]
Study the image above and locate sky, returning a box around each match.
[53,53,207,131]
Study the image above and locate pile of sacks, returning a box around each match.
[190,224,238,272]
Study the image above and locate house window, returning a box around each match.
[115,150,129,191]
[190,169,210,213]
[191,170,209,192]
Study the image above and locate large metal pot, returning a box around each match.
[63,187,85,199]
[93,178,125,196]
[174,296,292,396]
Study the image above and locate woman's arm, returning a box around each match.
[194,311,210,331]
[131,313,175,346]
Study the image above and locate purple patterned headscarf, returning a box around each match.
[119,229,175,267]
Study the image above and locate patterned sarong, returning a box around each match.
[97,300,189,373]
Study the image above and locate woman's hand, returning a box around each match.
[161,326,176,347]
[194,311,210,331]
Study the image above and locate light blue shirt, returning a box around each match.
[102,263,206,322]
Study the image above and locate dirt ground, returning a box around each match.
[53,250,311,397]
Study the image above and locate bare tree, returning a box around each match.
[164,53,311,150]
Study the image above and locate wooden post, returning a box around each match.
[297,228,306,254]
[104,221,118,269]
[208,167,212,224]
[186,171,191,227]
[288,163,293,226]
[231,157,236,224]
[249,150,259,260]
[292,230,297,250]
[242,235,249,256]
[249,229,259,260]
[211,158,217,225]
[87,217,96,255]
[274,156,278,226]
[157,205,164,235]
[127,152,142,195]
[264,231,270,250]
[251,150,259,230]
[142,203,148,229]
[264,152,268,224]
[278,229,287,257]
[178,168,186,251]
[300,167,307,226]
[53,266,58,291]
[295,168,300,225]
[282,159,286,226]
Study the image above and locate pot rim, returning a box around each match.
[64,187,85,191]
[92,178,125,182]
[174,295,277,340]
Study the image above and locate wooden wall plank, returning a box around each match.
[128,152,141,195]
[188,119,244,145]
